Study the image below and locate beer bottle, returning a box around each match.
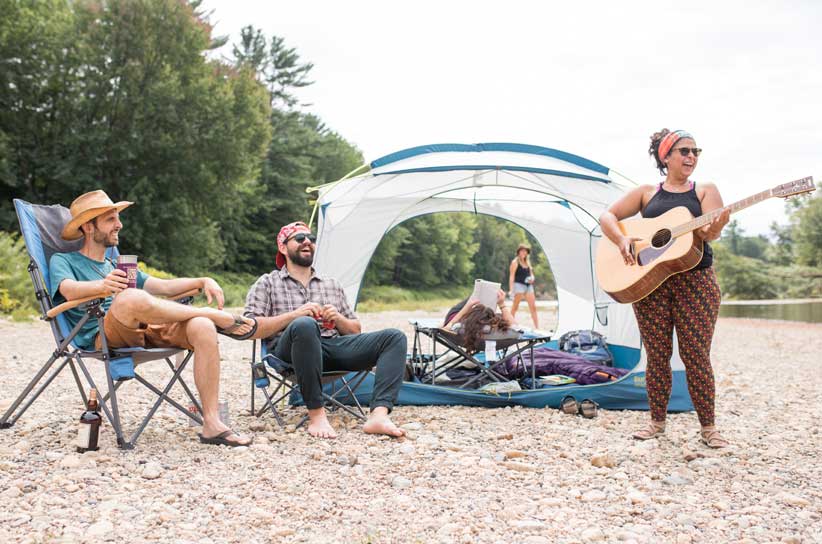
[76,388,102,453]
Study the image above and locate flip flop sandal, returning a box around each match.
[579,399,599,419]
[198,430,253,448]
[560,396,579,415]
[217,315,258,340]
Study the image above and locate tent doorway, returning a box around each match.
[358,212,558,332]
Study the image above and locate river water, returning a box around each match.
[719,300,822,323]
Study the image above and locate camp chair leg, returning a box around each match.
[256,374,292,425]
[97,329,128,447]
[99,378,127,405]
[73,354,127,448]
[129,354,199,445]
[164,357,201,415]
[68,358,90,406]
[330,373,369,418]
[0,353,72,429]
[258,385,285,427]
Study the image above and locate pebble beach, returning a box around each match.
[0,311,820,544]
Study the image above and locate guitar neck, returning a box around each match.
[671,188,773,238]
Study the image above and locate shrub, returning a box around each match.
[0,231,39,319]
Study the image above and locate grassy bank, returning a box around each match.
[356,285,470,312]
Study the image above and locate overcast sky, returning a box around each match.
[203,0,820,236]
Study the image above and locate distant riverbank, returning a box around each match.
[719,299,822,323]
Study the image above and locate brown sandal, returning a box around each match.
[700,427,729,449]
[632,421,665,440]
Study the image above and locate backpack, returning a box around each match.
[558,330,614,367]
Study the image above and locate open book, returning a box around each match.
[471,279,500,309]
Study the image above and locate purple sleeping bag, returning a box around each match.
[499,347,628,385]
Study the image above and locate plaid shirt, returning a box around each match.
[244,267,357,341]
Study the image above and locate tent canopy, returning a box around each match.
[312,142,640,349]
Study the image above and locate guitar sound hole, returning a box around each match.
[651,229,672,248]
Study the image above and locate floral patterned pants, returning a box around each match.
[632,267,721,426]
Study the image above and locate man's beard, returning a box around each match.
[288,245,314,267]
[93,230,118,248]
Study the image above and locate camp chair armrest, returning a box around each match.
[46,292,110,319]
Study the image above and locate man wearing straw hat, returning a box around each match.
[50,190,255,447]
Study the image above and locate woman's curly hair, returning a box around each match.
[458,304,511,353]
[648,128,671,176]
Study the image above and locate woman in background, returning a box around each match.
[508,243,539,328]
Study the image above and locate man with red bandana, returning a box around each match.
[244,222,407,439]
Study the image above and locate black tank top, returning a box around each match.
[514,262,531,284]
[641,182,713,269]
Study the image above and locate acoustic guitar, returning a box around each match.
[595,176,816,304]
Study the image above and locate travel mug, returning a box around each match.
[116,255,138,289]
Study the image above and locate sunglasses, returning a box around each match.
[672,147,702,157]
[287,232,317,244]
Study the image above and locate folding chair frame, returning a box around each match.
[0,199,203,449]
[248,339,371,428]
[410,321,550,389]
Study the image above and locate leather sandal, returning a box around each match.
[579,399,598,419]
[700,427,729,449]
[560,396,579,415]
[632,420,665,440]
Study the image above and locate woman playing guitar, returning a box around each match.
[599,129,731,448]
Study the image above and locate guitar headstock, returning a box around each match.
[772,176,816,199]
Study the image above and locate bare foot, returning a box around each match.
[363,410,405,438]
[306,410,337,439]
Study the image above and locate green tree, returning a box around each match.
[0,0,272,274]
[767,220,794,264]
[713,244,778,300]
[363,213,557,298]
[793,193,822,267]
[230,29,363,273]
[722,219,743,255]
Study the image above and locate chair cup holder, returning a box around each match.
[109,356,136,381]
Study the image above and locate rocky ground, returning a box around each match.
[0,312,820,544]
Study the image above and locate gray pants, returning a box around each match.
[273,316,406,412]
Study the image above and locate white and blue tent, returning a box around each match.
[310,143,694,411]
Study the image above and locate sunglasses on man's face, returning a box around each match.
[287,233,317,244]
[673,147,702,157]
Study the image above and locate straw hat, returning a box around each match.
[61,190,133,241]
[516,243,531,254]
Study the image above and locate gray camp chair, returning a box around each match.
[249,339,370,428]
[0,199,203,449]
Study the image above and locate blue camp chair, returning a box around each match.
[0,199,203,449]
[249,339,370,428]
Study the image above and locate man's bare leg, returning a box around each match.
[363,406,405,437]
[186,317,250,445]
[306,407,337,439]
[110,289,253,334]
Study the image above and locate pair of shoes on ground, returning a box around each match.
[632,421,729,448]
[560,396,598,418]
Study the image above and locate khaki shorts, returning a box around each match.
[95,312,194,351]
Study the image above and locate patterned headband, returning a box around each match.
[657,130,694,162]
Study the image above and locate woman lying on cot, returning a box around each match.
[443,290,516,353]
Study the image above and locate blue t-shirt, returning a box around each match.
[49,252,149,349]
